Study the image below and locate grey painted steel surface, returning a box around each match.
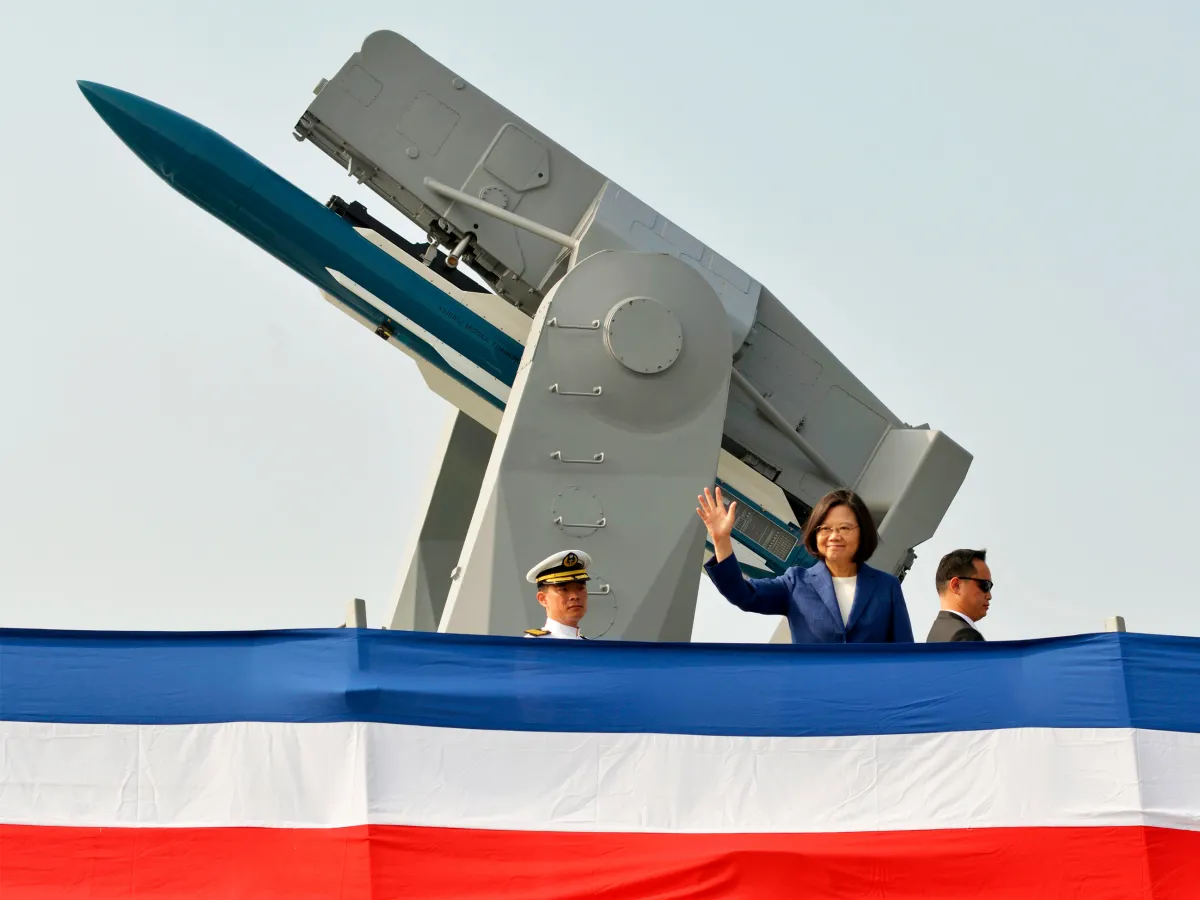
[296,31,762,348]
[298,30,975,640]
[438,251,731,640]
[571,183,760,353]
[388,409,495,631]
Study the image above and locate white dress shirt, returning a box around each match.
[946,609,981,634]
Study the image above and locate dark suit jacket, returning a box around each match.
[926,610,985,643]
[703,554,914,644]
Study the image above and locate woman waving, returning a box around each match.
[697,486,914,644]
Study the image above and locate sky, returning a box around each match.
[1,1,1197,643]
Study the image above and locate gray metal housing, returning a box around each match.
[295,30,973,640]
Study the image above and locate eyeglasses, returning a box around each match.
[815,524,859,536]
[957,576,994,592]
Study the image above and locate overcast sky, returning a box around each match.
[2,1,1197,643]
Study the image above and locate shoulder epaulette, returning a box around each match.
[524,628,550,636]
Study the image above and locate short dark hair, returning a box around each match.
[802,489,878,564]
[935,548,987,594]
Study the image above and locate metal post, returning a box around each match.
[728,368,842,487]
[423,178,580,251]
[344,597,368,629]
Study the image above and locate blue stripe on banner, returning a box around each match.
[1,629,1199,736]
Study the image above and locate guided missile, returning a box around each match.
[77,81,518,412]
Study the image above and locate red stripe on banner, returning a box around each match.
[0,823,1195,899]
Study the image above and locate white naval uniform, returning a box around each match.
[524,618,584,639]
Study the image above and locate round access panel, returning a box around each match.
[551,487,605,537]
[478,185,510,209]
[602,296,683,374]
[581,573,616,639]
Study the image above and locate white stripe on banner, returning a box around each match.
[2,722,1199,833]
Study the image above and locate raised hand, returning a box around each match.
[697,486,737,561]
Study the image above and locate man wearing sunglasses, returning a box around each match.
[926,548,992,642]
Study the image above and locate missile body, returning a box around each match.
[77,81,520,410]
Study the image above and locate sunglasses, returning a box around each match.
[958,576,994,592]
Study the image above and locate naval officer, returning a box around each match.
[523,550,591,639]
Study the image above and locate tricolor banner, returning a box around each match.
[1,628,1198,898]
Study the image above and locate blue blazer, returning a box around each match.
[704,554,914,644]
